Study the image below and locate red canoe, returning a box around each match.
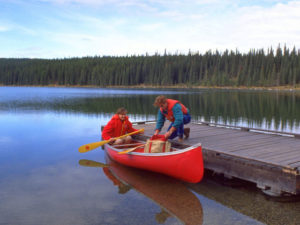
[104,138,204,183]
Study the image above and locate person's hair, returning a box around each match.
[116,107,127,114]
[153,95,167,107]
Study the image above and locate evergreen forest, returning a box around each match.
[1,45,300,87]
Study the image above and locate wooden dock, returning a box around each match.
[133,121,300,196]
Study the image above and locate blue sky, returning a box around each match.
[0,0,300,58]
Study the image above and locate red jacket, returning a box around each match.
[102,114,138,140]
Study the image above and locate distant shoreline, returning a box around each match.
[1,84,300,91]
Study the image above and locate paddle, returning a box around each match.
[78,128,144,153]
[118,144,145,154]
[113,143,143,147]
[79,159,108,168]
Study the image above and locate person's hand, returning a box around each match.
[164,130,173,139]
[108,138,116,144]
[164,127,176,139]
[154,129,160,135]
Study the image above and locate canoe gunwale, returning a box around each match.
[107,141,202,157]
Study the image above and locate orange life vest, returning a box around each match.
[160,99,188,122]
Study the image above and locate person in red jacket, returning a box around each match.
[102,107,139,145]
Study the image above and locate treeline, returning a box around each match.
[1,45,300,87]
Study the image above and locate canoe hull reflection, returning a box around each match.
[104,156,203,225]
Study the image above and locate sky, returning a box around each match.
[0,0,300,59]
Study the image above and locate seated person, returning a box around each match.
[102,107,138,145]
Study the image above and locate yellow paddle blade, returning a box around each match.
[78,140,109,153]
[78,128,145,153]
[79,159,109,168]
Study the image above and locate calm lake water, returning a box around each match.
[0,86,299,225]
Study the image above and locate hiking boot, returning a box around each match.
[184,127,190,139]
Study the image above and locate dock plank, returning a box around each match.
[253,146,300,159]
[202,134,276,150]
[231,139,299,155]
[228,139,283,153]
[288,161,300,168]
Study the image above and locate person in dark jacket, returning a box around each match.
[102,107,139,145]
[153,95,191,142]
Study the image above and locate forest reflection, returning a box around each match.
[2,89,300,132]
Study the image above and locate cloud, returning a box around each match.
[0,25,9,32]
[1,0,300,58]
[223,1,300,51]
[137,22,165,32]
[39,0,109,4]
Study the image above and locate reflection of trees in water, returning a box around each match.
[180,91,300,131]
[3,90,300,131]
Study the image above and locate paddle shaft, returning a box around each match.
[118,144,145,154]
[113,143,143,147]
[78,128,144,153]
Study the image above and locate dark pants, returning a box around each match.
[167,113,191,139]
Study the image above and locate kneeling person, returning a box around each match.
[153,95,191,142]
